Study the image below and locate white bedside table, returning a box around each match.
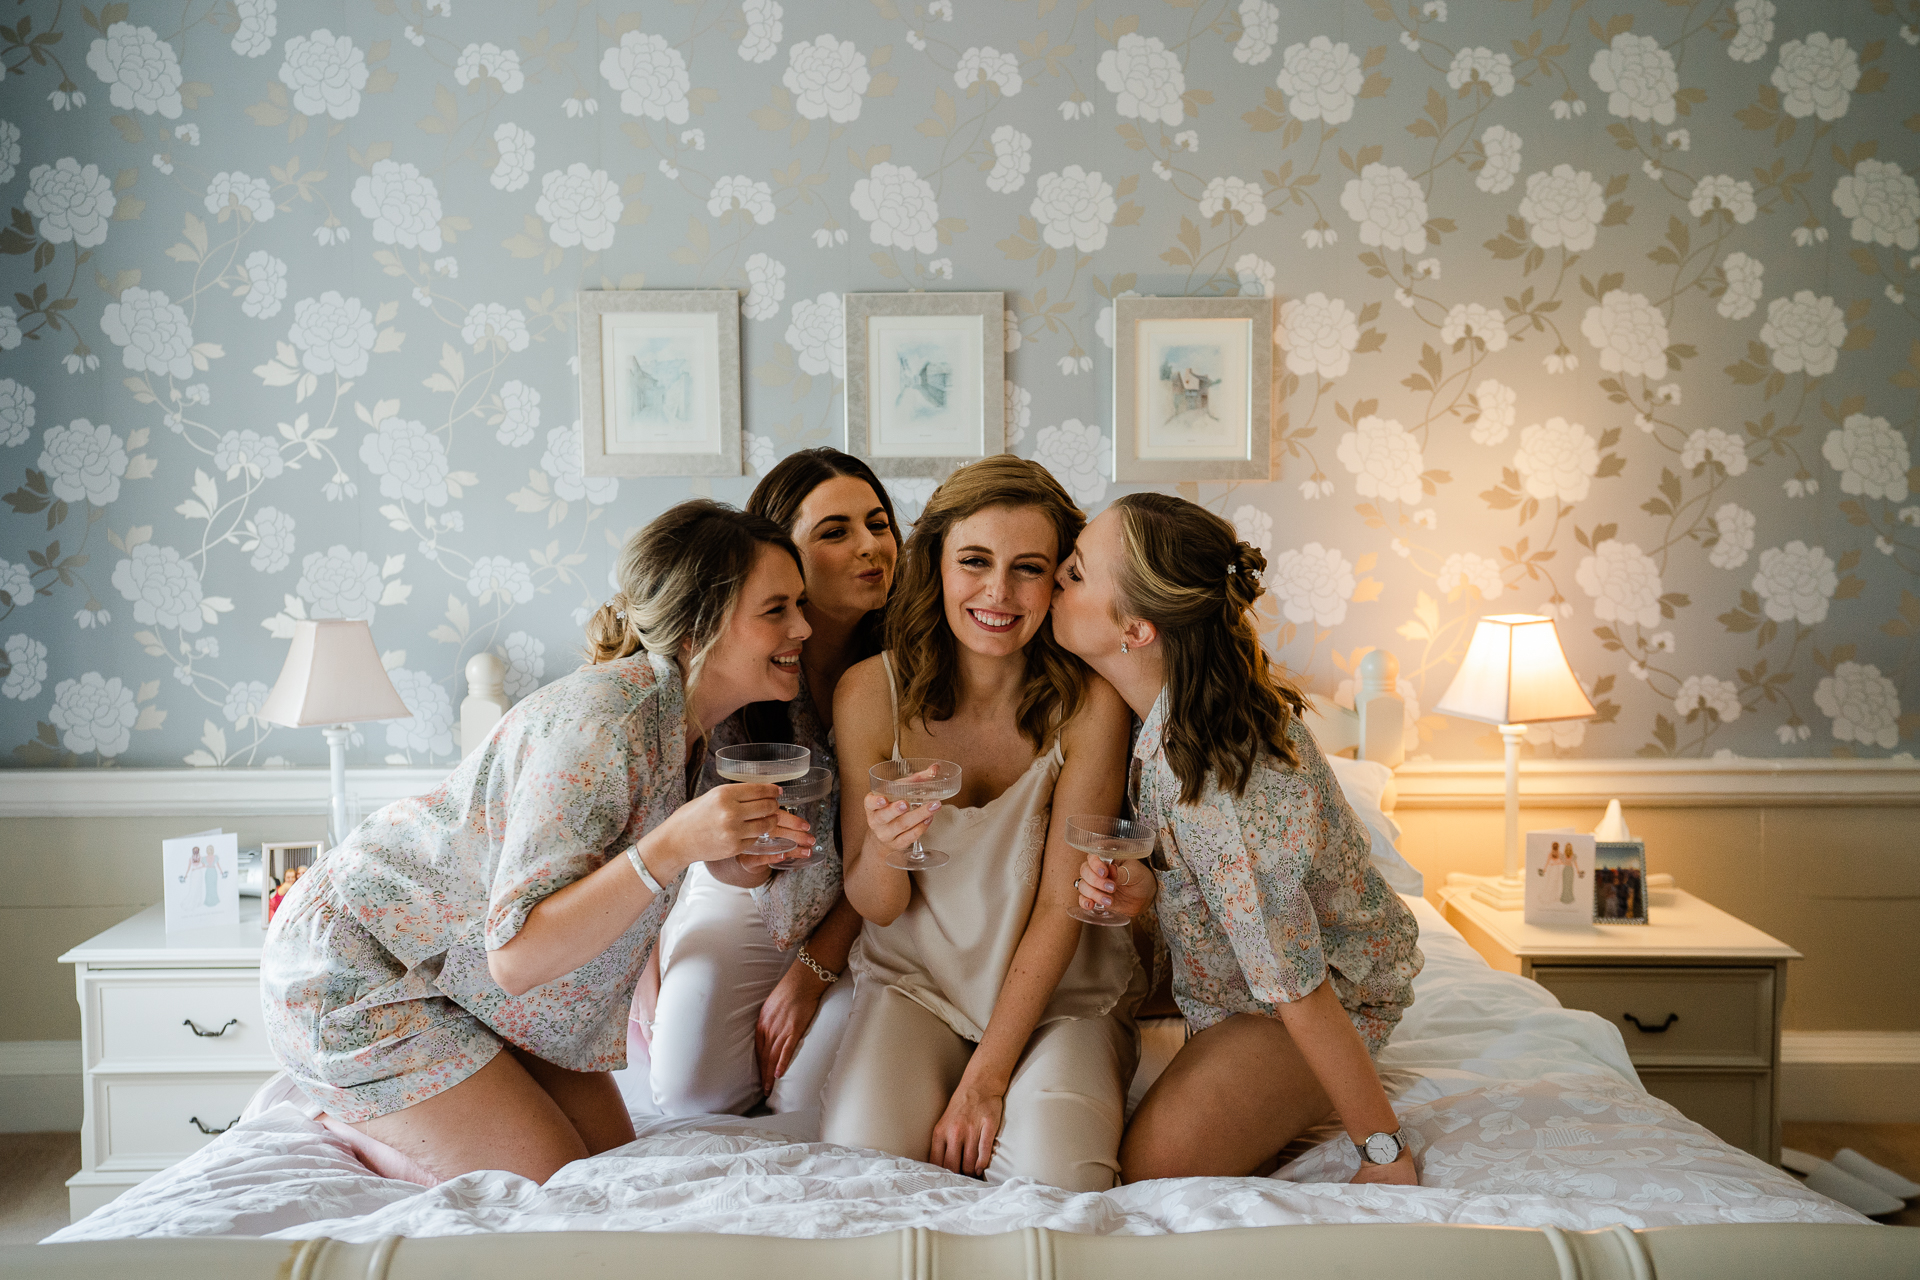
[1439,885,1800,1165]
[58,902,273,1221]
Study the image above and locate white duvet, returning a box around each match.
[47,898,1861,1242]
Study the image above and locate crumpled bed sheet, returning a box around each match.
[47,897,1861,1241]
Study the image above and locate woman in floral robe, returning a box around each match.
[1052,492,1424,1185]
[261,501,816,1186]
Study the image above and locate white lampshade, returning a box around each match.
[1434,613,1595,726]
[259,620,409,728]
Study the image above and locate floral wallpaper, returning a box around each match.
[0,0,1915,768]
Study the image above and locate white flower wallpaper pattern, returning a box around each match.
[0,0,1916,768]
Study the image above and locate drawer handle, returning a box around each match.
[1622,1012,1680,1034]
[183,1017,240,1038]
[189,1115,239,1135]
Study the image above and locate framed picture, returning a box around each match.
[1113,295,1274,483]
[579,289,742,476]
[845,291,1004,478]
[262,840,324,929]
[1525,830,1594,926]
[162,829,239,933]
[1593,840,1649,925]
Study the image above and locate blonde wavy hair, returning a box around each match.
[584,500,801,716]
[1111,492,1305,804]
[884,456,1086,750]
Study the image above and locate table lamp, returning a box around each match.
[1435,613,1595,908]
[258,619,410,848]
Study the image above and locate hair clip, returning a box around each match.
[615,610,627,621]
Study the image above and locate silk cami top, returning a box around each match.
[847,654,1142,1041]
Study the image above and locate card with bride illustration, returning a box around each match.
[1525,830,1595,926]
[162,828,240,933]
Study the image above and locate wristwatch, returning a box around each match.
[1352,1128,1408,1165]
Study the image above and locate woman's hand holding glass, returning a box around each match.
[1073,840,1158,922]
[655,780,816,877]
[861,760,957,870]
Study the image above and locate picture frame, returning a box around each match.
[162,829,240,933]
[1592,840,1649,925]
[845,291,1005,478]
[579,289,742,477]
[262,840,325,929]
[1113,294,1274,483]
[1525,830,1595,927]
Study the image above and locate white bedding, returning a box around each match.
[47,897,1861,1242]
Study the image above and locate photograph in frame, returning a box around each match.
[579,290,742,477]
[1592,839,1650,925]
[1113,295,1273,483]
[261,840,325,930]
[846,292,1004,478]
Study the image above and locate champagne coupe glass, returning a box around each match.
[765,766,834,871]
[1064,816,1156,926]
[867,758,963,870]
[715,743,811,857]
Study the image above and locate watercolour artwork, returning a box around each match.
[1133,320,1251,461]
[602,314,722,455]
[868,317,984,458]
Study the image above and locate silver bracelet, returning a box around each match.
[794,946,839,984]
[625,844,664,894]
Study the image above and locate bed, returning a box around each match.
[15,650,1917,1277]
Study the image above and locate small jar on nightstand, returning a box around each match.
[1439,884,1800,1165]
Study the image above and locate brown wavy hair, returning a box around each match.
[1111,492,1305,804]
[584,500,801,718]
[885,456,1086,750]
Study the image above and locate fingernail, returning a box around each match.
[928,801,941,812]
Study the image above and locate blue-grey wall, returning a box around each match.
[0,0,1915,766]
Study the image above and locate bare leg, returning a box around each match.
[339,1048,592,1186]
[1120,1013,1334,1183]
[506,1043,637,1155]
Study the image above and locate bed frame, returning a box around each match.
[20,649,1917,1272]
[9,1222,1918,1277]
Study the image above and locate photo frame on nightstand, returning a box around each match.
[1593,840,1649,925]
[262,840,324,929]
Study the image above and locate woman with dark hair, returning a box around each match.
[260,500,816,1186]
[820,456,1141,1192]
[1052,492,1423,1185]
[647,448,901,1116]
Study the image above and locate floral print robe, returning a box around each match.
[1131,689,1423,1052]
[261,650,688,1120]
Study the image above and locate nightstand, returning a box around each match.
[1439,885,1800,1165]
[58,902,272,1221]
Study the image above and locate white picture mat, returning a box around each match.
[162,829,239,932]
[1134,317,1253,461]
[866,313,985,458]
[599,311,723,455]
[1524,830,1595,926]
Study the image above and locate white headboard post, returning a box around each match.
[1356,648,1405,770]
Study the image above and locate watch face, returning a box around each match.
[1364,1132,1400,1164]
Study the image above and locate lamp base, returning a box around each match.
[1446,870,1526,909]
